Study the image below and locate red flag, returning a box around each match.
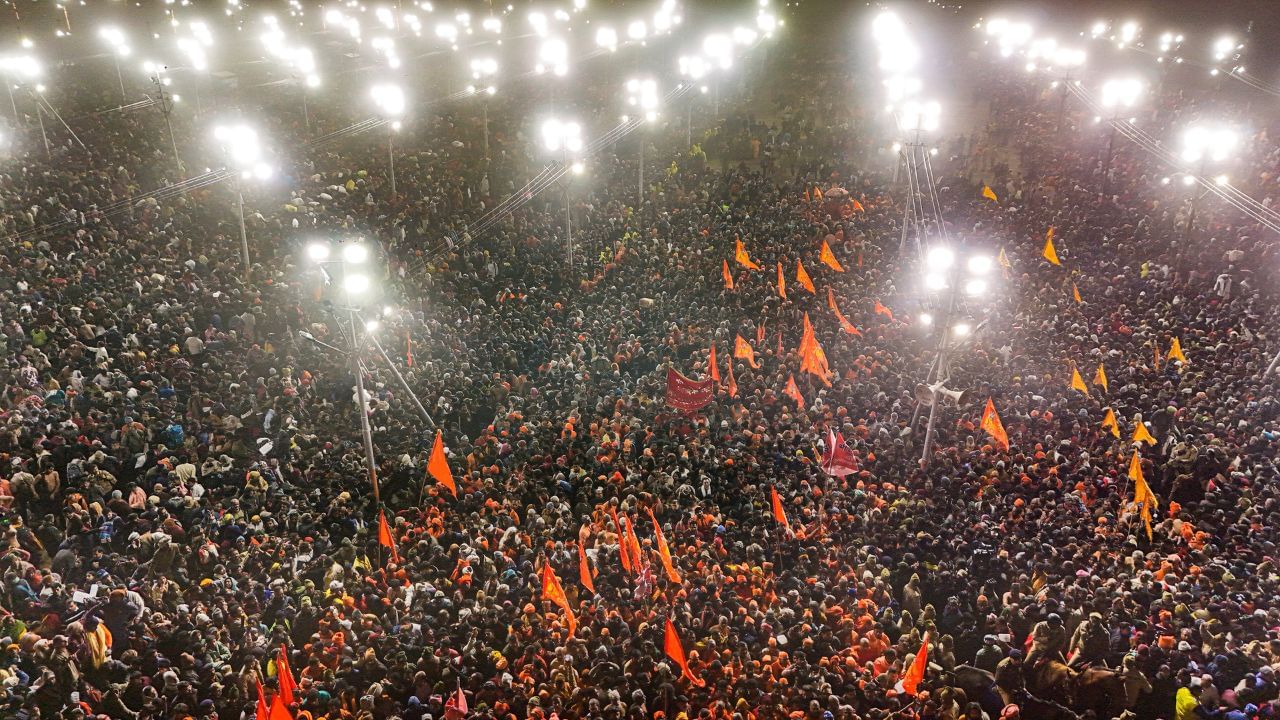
[726,359,738,398]
[770,485,791,531]
[708,343,720,386]
[734,335,759,369]
[268,694,293,720]
[623,515,643,574]
[900,631,930,696]
[428,430,457,497]
[722,259,734,290]
[277,646,297,707]
[665,369,714,413]
[776,261,787,300]
[795,258,815,293]
[821,428,858,477]
[646,508,682,584]
[610,506,632,574]
[980,398,1010,451]
[664,619,705,686]
[256,681,269,720]
[578,541,596,594]
[784,374,805,409]
[820,239,845,272]
[377,510,400,563]
[445,682,468,720]
[541,562,577,637]
[874,300,895,322]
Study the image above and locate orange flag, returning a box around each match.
[1070,366,1089,396]
[982,185,998,202]
[828,289,862,336]
[1153,340,1161,371]
[735,237,760,270]
[623,515,643,573]
[776,261,787,299]
[277,646,297,707]
[708,343,720,385]
[1101,408,1121,438]
[256,681,269,720]
[980,398,1009,451]
[541,562,577,637]
[610,506,632,574]
[578,541,596,594]
[1129,451,1158,541]
[1072,282,1082,303]
[268,694,293,720]
[734,335,759,369]
[798,313,832,387]
[874,300,895,322]
[664,619,705,686]
[377,509,400,564]
[901,631,930,695]
[851,198,865,213]
[646,508,681,584]
[1093,363,1108,392]
[819,240,844,272]
[784,374,805,409]
[756,320,766,344]
[795,259,815,293]
[722,259,734,290]
[1044,228,1061,266]
[428,431,457,497]
[726,359,738,398]
[770,485,790,532]
[1132,421,1157,446]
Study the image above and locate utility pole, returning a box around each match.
[147,65,183,175]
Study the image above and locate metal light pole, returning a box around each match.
[370,83,405,197]
[388,128,397,195]
[213,123,272,281]
[235,183,250,276]
[542,117,584,271]
[1177,124,1237,245]
[146,64,182,174]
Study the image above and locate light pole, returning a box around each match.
[370,83,405,196]
[469,57,498,160]
[915,247,994,466]
[541,117,584,271]
[174,35,210,117]
[624,77,660,209]
[306,241,382,506]
[678,55,709,148]
[0,54,40,127]
[1097,77,1143,190]
[212,123,272,279]
[1177,124,1238,244]
[144,62,183,174]
[894,98,940,260]
[97,26,131,105]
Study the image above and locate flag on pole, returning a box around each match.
[997,247,1011,275]
[1044,229,1061,266]
[256,681,269,720]
[377,510,400,564]
[796,259,816,293]
[819,239,845,272]
[541,562,578,637]
[776,261,787,299]
[798,313,832,386]
[735,237,760,270]
[1132,421,1157,446]
[1072,282,1082,303]
[770,485,790,531]
[268,694,293,720]
[444,682,469,720]
[722,259,734,290]
[664,619,706,686]
[852,198,866,213]
[708,343,720,386]
[1070,366,1089,395]
[784,374,805,409]
[645,508,682,584]
[623,515,643,574]
[578,541,596,594]
[1167,337,1188,364]
[610,506,632,574]
[1101,408,1121,438]
[726,358,738,398]
[874,300,895,322]
[900,632,931,696]
[277,646,297,707]
[982,185,999,202]
[428,431,457,497]
[1093,363,1108,392]
[821,427,858,477]
[1129,452,1158,541]
[980,398,1010,451]
[1153,340,1161,371]
[828,289,862,336]
[734,335,759,369]
[406,332,414,367]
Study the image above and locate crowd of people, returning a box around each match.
[0,12,1279,720]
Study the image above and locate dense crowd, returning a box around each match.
[0,19,1279,720]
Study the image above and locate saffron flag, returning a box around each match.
[664,619,705,686]
[813,186,824,202]
[734,335,759,369]
[821,427,858,477]
[735,237,760,270]
[828,288,862,336]
[541,562,577,637]
[874,300,895,322]
[798,313,832,386]
[578,541,596,594]
[406,332,414,367]
[900,631,931,696]
[268,694,293,720]
[1073,282,1082,303]
[1133,421,1157,446]
[445,683,469,720]
[1093,363,1108,392]
[1153,340,1161,371]
[980,398,1010,451]
[851,198,866,213]
[756,320,766,344]
[1070,366,1089,395]
[610,507,632,574]
[1167,337,1188,364]
[708,343,720,385]
[982,185,998,202]
[623,515,643,574]
[722,259,734,290]
[776,262,787,300]
[1129,452,1158,541]
[1102,408,1121,438]
[1044,231,1061,266]
[428,430,457,497]
[796,259,816,293]
[784,374,805,410]
[256,681,269,720]
[770,485,790,531]
[645,508,681,584]
[276,646,297,707]
[377,510,400,564]
[819,240,845,272]
[664,369,714,413]
[997,247,1011,274]
[726,359,738,398]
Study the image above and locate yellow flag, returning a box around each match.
[1153,340,1161,371]
[1092,363,1108,392]
[1043,231,1061,266]
[1101,408,1121,438]
[1129,452,1158,541]
[1132,421,1157,446]
[1070,366,1089,396]
[1072,282,1082,303]
[1167,337,1188,364]
[997,247,1011,273]
[981,185,998,202]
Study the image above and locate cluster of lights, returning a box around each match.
[307,242,374,298]
[1100,77,1143,110]
[872,12,941,137]
[919,247,993,336]
[370,36,401,69]
[0,54,41,83]
[1210,35,1245,76]
[98,26,132,57]
[541,117,585,174]
[213,123,272,180]
[261,16,320,86]
[535,36,569,76]
[370,82,406,129]
[985,18,1034,58]
[624,77,660,123]
[1156,31,1184,64]
[1181,125,1238,164]
[468,57,498,95]
[323,8,362,43]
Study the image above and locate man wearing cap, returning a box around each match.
[1068,612,1111,668]
[994,651,1024,707]
[1026,614,1067,669]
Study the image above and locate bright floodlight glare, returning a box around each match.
[626,77,660,121]
[1119,21,1139,45]
[595,26,618,51]
[965,279,987,296]
[370,83,405,117]
[1213,35,1234,60]
[924,273,947,291]
[0,54,41,80]
[926,246,954,270]
[952,323,971,337]
[176,37,209,70]
[307,243,330,261]
[967,255,993,275]
[537,36,569,76]
[627,20,647,40]
[470,56,498,78]
[365,319,381,332]
[1182,174,1196,186]
[212,123,270,179]
[702,33,734,69]
[1181,124,1238,164]
[344,273,370,295]
[679,55,708,80]
[99,26,131,56]
[342,243,370,264]
[1100,77,1143,108]
[919,313,933,326]
[1090,21,1108,38]
[571,161,584,174]
[900,99,941,132]
[1215,174,1230,185]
